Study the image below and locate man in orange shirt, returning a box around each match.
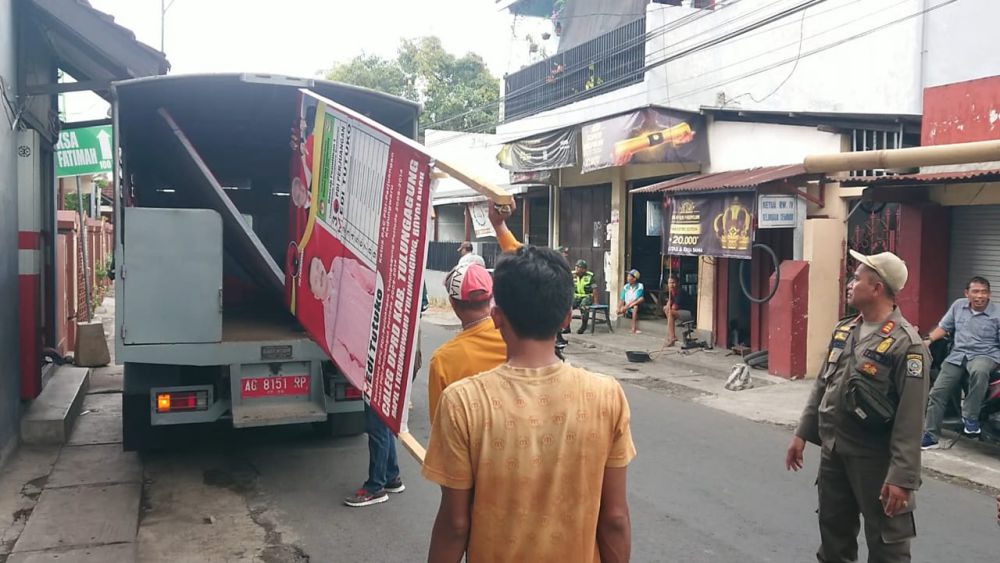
[426,202,525,422]
[428,261,507,422]
[423,246,635,563]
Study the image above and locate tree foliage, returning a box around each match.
[325,37,500,135]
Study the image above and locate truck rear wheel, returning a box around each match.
[122,392,163,451]
[122,363,171,451]
[312,410,366,438]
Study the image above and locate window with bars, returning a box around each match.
[849,128,909,177]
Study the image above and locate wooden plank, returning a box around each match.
[24,80,111,96]
[300,89,514,206]
[398,431,426,464]
[156,108,285,296]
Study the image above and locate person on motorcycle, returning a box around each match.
[921,276,1000,449]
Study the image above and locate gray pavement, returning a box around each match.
[132,322,1000,562]
[0,296,141,562]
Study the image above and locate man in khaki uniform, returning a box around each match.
[786,250,929,562]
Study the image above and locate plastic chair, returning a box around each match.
[587,304,614,333]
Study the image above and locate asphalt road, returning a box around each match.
[139,323,1000,562]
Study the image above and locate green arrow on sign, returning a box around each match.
[55,125,113,177]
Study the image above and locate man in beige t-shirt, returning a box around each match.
[423,246,636,563]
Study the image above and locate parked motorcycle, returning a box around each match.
[929,339,1000,444]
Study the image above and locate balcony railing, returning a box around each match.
[503,17,646,122]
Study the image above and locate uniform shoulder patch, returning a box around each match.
[906,353,923,378]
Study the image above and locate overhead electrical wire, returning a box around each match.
[422,0,748,133]
[428,0,954,148]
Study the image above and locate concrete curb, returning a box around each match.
[20,367,90,445]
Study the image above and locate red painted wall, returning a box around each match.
[768,261,810,379]
[895,203,950,333]
[714,258,729,347]
[923,76,1000,146]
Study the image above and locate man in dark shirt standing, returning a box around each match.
[664,274,693,346]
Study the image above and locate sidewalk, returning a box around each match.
[424,307,1000,492]
[0,296,140,562]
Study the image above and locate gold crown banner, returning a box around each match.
[713,197,752,251]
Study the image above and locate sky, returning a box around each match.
[64,0,543,121]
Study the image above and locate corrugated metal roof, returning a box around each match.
[28,0,170,89]
[837,169,1000,187]
[631,164,813,193]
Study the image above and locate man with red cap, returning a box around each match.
[427,261,507,422]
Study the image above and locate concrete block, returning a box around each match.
[74,322,111,368]
[20,367,90,445]
[6,543,135,563]
[12,484,140,553]
[47,444,141,488]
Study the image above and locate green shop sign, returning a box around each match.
[55,125,113,177]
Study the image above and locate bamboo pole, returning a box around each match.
[804,139,1000,174]
[398,431,426,464]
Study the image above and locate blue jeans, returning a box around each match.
[363,403,399,494]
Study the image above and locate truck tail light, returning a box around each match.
[156,390,209,413]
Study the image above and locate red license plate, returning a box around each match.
[241,375,310,398]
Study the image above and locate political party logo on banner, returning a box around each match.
[286,90,431,433]
[665,192,755,259]
[497,127,578,172]
[581,107,706,174]
[55,125,113,177]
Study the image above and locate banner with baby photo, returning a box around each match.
[286,90,433,433]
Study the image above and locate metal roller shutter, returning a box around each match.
[948,205,1000,300]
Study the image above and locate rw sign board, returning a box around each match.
[55,125,113,177]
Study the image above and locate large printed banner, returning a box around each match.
[496,127,578,172]
[286,90,432,433]
[581,108,706,174]
[663,192,756,259]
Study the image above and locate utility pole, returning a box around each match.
[160,0,177,53]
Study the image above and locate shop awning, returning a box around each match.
[836,168,1000,187]
[632,164,818,193]
[24,0,170,100]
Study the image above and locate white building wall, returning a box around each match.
[500,0,930,142]
[705,120,844,172]
[921,0,1000,88]
[646,0,924,115]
